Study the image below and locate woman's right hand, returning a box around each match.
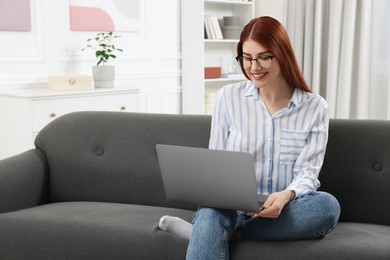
[247,190,295,219]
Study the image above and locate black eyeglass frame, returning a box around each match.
[235,55,275,69]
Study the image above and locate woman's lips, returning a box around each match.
[251,72,268,80]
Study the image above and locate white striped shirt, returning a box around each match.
[209,81,329,197]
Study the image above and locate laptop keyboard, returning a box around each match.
[258,200,265,210]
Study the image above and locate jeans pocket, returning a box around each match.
[280,129,309,164]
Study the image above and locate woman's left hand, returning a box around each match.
[247,190,295,219]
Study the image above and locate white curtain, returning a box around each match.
[285,0,390,119]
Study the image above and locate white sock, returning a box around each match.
[159,215,193,240]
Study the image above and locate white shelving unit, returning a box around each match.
[181,0,255,114]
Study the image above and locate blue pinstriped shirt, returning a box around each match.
[209,81,329,197]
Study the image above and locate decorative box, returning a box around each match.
[205,67,222,79]
[48,75,93,90]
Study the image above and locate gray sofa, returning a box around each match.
[0,111,389,259]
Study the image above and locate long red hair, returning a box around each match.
[237,16,312,93]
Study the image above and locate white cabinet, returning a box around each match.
[181,0,255,114]
[0,87,139,159]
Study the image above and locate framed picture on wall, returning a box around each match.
[0,0,31,31]
[69,0,140,32]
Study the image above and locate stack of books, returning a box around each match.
[204,15,223,40]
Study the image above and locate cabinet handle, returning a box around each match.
[120,106,126,111]
[50,112,57,118]
[69,78,76,85]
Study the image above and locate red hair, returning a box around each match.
[237,16,312,93]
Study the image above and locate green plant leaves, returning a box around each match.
[81,32,123,66]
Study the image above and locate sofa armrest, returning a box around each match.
[0,149,48,213]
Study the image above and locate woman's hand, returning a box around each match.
[247,190,295,219]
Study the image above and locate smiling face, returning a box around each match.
[242,38,286,90]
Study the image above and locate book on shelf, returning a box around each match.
[204,15,223,40]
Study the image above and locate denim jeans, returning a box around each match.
[186,191,340,260]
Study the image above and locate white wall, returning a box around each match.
[256,0,286,26]
[0,0,182,114]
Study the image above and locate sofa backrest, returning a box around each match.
[35,112,390,226]
[35,111,211,211]
[320,119,390,226]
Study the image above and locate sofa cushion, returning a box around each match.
[0,202,193,260]
[34,112,211,210]
[2,202,389,260]
[230,223,390,259]
[321,119,390,225]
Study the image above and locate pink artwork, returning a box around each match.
[69,0,140,32]
[0,0,31,31]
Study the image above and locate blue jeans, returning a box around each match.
[186,191,340,260]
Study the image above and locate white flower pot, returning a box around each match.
[92,65,115,88]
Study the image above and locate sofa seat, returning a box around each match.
[0,202,194,260]
[2,202,390,260]
[230,222,390,259]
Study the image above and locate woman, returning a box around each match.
[159,16,340,260]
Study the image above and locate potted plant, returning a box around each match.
[82,32,123,88]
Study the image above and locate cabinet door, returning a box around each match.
[32,93,138,133]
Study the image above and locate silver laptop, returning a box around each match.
[156,144,267,212]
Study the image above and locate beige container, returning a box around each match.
[222,16,241,39]
[223,16,240,26]
[48,75,93,91]
[222,25,242,39]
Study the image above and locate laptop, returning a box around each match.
[156,144,268,212]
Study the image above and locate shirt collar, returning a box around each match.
[244,81,304,108]
[244,82,260,100]
[288,88,303,108]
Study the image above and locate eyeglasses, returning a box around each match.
[236,55,275,69]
